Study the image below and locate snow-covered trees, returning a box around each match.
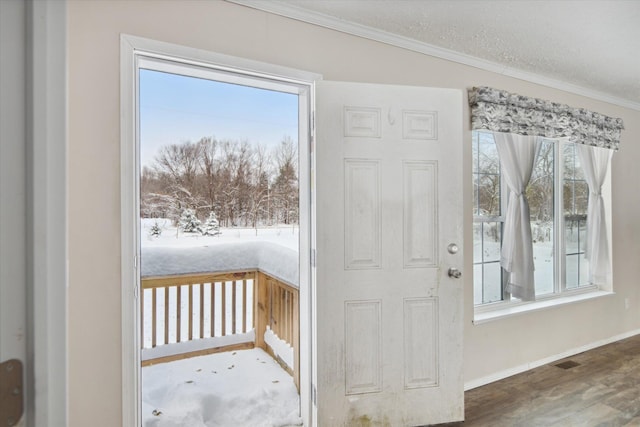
[202,211,221,236]
[148,220,163,238]
[142,136,299,229]
[179,209,202,233]
[272,137,298,225]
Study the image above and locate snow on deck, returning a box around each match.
[142,241,298,287]
[142,348,301,427]
[141,221,299,287]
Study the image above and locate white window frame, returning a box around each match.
[473,131,611,319]
[120,34,320,427]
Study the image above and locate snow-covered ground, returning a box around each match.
[142,348,301,427]
[141,218,299,251]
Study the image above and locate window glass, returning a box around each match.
[472,131,504,304]
[529,140,554,296]
[563,143,589,289]
[473,132,597,308]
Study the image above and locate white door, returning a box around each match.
[315,81,463,426]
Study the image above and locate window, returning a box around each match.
[563,143,589,289]
[473,131,595,307]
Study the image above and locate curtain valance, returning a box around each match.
[468,86,624,150]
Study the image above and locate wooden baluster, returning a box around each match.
[281,286,287,342]
[176,285,181,342]
[272,281,280,336]
[210,282,216,337]
[283,288,291,342]
[221,281,226,336]
[151,287,157,348]
[164,287,169,345]
[243,279,248,333]
[188,283,193,341]
[200,283,205,339]
[267,279,273,332]
[287,289,292,343]
[278,283,287,336]
[252,277,256,339]
[232,280,237,334]
[273,280,278,335]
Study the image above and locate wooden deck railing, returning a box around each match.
[255,272,300,388]
[141,271,254,351]
[141,270,299,389]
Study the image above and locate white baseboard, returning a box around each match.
[464,328,640,391]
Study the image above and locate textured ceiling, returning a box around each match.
[235,0,640,108]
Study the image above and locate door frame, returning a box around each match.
[120,34,321,427]
[0,1,67,426]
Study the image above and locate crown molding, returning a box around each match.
[228,0,640,112]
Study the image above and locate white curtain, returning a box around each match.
[494,133,541,301]
[576,144,612,285]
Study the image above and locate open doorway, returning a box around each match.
[134,55,312,426]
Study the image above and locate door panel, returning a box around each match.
[316,81,463,426]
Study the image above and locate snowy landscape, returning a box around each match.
[141,219,301,427]
[141,218,299,251]
[138,67,303,426]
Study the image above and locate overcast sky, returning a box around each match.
[139,69,299,168]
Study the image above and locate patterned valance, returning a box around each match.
[468,86,624,150]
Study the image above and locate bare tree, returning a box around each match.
[152,140,205,223]
[197,136,221,213]
[248,144,272,231]
[141,135,300,230]
[272,136,299,225]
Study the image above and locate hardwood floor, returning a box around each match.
[437,334,640,427]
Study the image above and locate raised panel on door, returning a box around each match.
[345,300,382,395]
[403,161,437,268]
[344,160,381,270]
[404,297,438,389]
[316,80,463,426]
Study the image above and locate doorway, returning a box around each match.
[122,37,465,427]
[122,43,315,426]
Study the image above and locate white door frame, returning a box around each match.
[120,35,320,427]
[0,1,67,426]
[27,1,68,425]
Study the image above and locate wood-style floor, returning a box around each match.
[439,334,640,427]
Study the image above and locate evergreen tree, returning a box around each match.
[148,220,162,238]
[179,209,202,233]
[202,211,221,236]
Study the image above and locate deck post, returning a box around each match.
[254,271,269,351]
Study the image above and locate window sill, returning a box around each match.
[473,290,614,325]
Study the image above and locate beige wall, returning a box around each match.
[67,1,640,425]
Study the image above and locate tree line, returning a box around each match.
[141,136,299,228]
[474,134,588,243]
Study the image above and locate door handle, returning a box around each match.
[448,268,462,279]
[1,359,23,427]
